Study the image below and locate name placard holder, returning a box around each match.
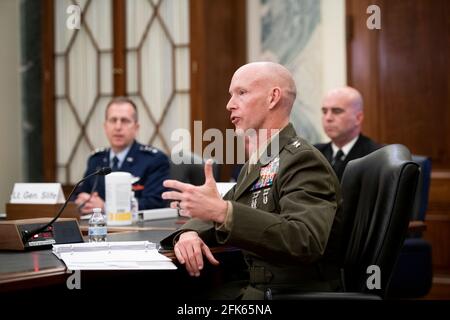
[5,202,80,220]
[6,183,80,220]
[10,183,65,204]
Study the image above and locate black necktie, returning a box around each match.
[332,149,345,180]
[112,156,119,171]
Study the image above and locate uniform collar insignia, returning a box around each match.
[140,145,158,153]
[291,140,301,148]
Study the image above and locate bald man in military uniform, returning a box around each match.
[75,97,169,213]
[161,62,343,299]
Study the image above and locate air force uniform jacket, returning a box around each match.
[76,140,170,210]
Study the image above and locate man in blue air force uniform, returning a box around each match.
[74,97,169,213]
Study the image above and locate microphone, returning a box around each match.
[22,167,112,243]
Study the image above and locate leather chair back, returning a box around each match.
[387,155,432,298]
[410,155,431,221]
[340,144,419,298]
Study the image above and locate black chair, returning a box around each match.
[268,144,420,300]
[169,151,221,186]
[387,155,432,298]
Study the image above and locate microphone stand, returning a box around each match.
[22,167,111,243]
[77,170,101,211]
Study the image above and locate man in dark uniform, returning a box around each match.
[74,97,169,213]
[315,86,380,181]
[161,62,343,299]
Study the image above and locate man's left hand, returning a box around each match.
[162,160,228,223]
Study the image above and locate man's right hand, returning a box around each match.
[174,231,219,277]
[74,192,90,208]
[75,192,104,214]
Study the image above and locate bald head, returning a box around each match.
[323,86,363,112]
[235,62,297,110]
[227,62,297,132]
[321,86,364,147]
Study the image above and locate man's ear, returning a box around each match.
[356,111,364,125]
[268,87,281,109]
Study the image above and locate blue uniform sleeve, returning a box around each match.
[137,152,170,210]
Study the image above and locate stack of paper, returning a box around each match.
[139,208,179,221]
[52,241,177,270]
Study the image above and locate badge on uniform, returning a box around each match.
[250,156,279,191]
[251,190,261,208]
[132,184,144,191]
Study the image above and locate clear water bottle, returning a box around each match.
[130,191,139,223]
[88,207,107,242]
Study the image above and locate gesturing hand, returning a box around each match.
[162,160,228,223]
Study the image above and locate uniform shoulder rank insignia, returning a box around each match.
[285,138,302,153]
[291,139,301,148]
[91,147,107,155]
[139,145,158,154]
[250,156,279,191]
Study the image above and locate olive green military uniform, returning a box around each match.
[162,123,343,299]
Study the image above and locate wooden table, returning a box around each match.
[0,219,425,296]
[0,218,181,292]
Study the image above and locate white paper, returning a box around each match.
[216,182,236,197]
[140,208,178,221]
[10,183,65,204]
[52,241,177,270]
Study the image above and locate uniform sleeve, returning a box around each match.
[215,149,340,264]
[159,219,217,249]
[137,152,170,210]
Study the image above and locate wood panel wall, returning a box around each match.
[42,0,247,183]
[427,173,450,273]
[190,0,247,180]
[347,0,450,273]
[42,0,55,182]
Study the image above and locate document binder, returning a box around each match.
[52,241,177,270]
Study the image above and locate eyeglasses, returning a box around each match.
[105,117,136,126]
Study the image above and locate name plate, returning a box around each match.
[10,183,65,204]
